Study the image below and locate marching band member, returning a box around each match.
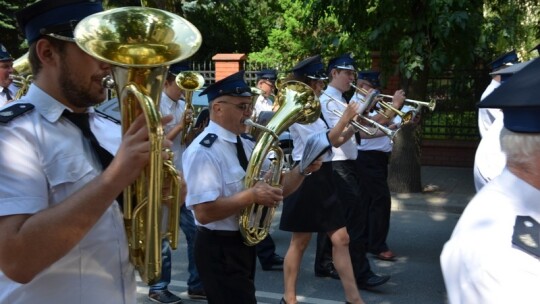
[0,43,19,106]
[0,1,181,302]
[279,54,365,304]
[351,71,405,262]
[441,57,540,304]
[320,53,390,290]
[182,70,321,303]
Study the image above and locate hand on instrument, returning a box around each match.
[392,89,406,108]
[109,114,173,189]
[343,101,361,121]
[252,181,283,208]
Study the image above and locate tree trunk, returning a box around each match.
[388,123,422,193]
[387,66,429,193]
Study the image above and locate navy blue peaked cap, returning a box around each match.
[291,55,327,80]
[489,50,519,71]
[0,43,12,61]
[198,70,252,102]
[327,53,356,74]
[478,57,540,133]
[256,69,277,81]
[169,61,191,76]
[357,70,380,88]
[15,0,104,44]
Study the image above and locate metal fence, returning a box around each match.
[190,60,487,141]
[421,68,489,141]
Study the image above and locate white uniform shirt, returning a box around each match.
[473,117,506,191]
[289,118,332,162]
[254,94,274,117]
[441,169,540,304]
[159,92,186,171]
[0,85,135,304]
[182,121,256,231]
[320,85,358,161]
[0,83,20,107]
[478,79,503,138]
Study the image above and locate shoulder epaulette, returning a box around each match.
[200,133,218,147]
[95,109,121,125]
[0,103,34,124]
[512,215,540,258]
[240,133,255,141]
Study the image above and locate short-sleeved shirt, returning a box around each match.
[0,84,20,107]
[182,121,256,231]
[289,118,332,162]
[159,92,186,171]
[320,85,357,161]
[441,169,540,303]
[0,84,135,304]
[473,117,506,191]
[478,79,503,138]
[254,94,274,117]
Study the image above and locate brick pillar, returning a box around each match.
[212,53,247,81]
[370,51,401,95]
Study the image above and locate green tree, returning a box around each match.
[0,0,38,57]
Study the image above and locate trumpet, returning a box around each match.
[322,92,398,141]
[350,82,414,123]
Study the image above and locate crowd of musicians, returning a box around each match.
[0,1,441,304]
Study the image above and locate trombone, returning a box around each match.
[321,91,398,141]
[350,83,414,123]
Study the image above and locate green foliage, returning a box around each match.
[249,0,370,71]
[0,0,39,56]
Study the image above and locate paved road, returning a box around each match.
[136,209,460,304]
[136,166,474,303]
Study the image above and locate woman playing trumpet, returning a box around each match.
[279,55,365,304]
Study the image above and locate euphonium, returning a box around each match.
[175,71,204,145]
[74,7,202,284]
[9,52,32,100]
[239,81,320,246]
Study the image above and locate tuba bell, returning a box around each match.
[239,80,320,246]
[175,71,205,145]
[74,6,202,285]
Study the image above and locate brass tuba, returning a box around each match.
[9,52,33,100]
[239,81,320,246]
[175,71,205,145]
[74,6,202,284]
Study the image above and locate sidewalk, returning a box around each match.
[391,166,476,214]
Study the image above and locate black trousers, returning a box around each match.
[331,160,373,281]
[356,150,392,254]
[195,227,257,304]
[256,234,277,266]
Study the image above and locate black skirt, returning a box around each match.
[279,162,346,232]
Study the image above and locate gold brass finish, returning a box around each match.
[9,52,32,100]
[240,80,320,246]
[74,6,201,285]
[175,71,205,145]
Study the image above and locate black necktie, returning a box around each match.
[63,110,114,170]
[236,135,249,170]
[63,110,123,209]
[4,88,12,101]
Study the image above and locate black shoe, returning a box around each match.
[148,289,183,304]
[279,298,287,304]
[315,263,340,280]
[187,288,206,300]
[357,273,391,290]
[261,253,284,271]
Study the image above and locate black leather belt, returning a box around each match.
[197,226,241,237]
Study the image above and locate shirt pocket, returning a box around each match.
[223,167,245,196]
[44,154,97,196]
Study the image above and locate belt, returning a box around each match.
[197,226,241,237]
